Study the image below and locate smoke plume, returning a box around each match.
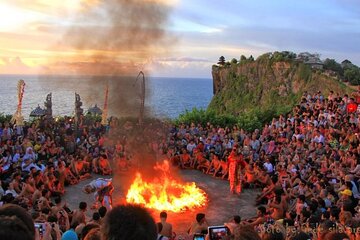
[43,0,173,117]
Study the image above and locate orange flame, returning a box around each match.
[126,160,207,212]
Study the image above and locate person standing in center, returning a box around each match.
[228,145,245,195]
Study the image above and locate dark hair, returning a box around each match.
[92,212,100,221]
[41,189,49,197]
[54,196,62,205]
[233,215,241,224]
[257,206,266,215]
[101,204,157,240]
[325,232,350,240]
[160,211,167,219]
[98,206,107,218]
[84,228,101,240]
[82,223,99,240]
[0,204,35,239]
[330,207,340,220]
[47,215,57,223]
[79,202,87,210]
[298,195,305,203]
[322,211,330,219]
[289,231,310,240]
[233,225,261,240]
[196,213,205,223]
[0,215,34,240]
[262,231,284,240]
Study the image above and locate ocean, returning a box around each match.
[0,75,213,119]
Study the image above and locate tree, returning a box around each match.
[344,66,360,85]
[218,56,226,65]
[323,58,343,76]
[231,58,238,64]
[248,55,254,61]
[240,55,247,61]
[341,59,353,69]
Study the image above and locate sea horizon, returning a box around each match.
[0,73,212,80]
[0,75,213,120]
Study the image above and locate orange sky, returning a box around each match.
[0,0,177,76]
[1,0,359,78]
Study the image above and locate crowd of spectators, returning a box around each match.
[163,89,360,239]
[0,116,128,239]
[1,88,360,240]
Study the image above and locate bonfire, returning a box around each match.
[126,160,207,212]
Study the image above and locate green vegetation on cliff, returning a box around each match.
[210,52,352,117]
[176,52,354,132]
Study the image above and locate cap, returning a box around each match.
[340,189,352,197]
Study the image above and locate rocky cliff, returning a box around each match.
[209,56,351,116]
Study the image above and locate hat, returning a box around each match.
[340,189,352,197]
[61,230,78,240]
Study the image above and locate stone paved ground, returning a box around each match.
[64,168,260,236]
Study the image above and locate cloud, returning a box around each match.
[147,57,212,77]
[0,56,44,74]
[154,57,212,63]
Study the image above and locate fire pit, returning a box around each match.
[126,160,207,212]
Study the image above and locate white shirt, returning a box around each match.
[264,162,274,173]
[89,178,112,190]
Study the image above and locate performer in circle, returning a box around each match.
[228,145,246,195]
[83,178,114,210]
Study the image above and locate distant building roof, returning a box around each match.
[88,104,103,115]
[30,105,46,117]
[305,58,323,65]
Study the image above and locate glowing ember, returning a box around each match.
[126,160,207,212]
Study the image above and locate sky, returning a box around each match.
[0,0,359,78]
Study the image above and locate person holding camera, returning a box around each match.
[188,213,209,235]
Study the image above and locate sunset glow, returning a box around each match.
[0,0,359,77]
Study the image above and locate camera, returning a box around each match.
[34,222,45,235]
[208,226,231,240]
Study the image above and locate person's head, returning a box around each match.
[196,213,206,224]
[79,202,87,211]
[233,215,241,224]
[289,231,311,240]
[324,232,350,240]
[92,212,100,221]
[81,224,99,240]
[98,206,107,218]
[0,204,35,240]
[41,189,49,198]
[0,215,34,240]
[297,195,305,204]
[233,225,261,240]
[83,228,101,240]
[101,204,157,240]
[54,196,62,205]
[160,211,167,221]
[84,185,95,194]
[257,206,266,216]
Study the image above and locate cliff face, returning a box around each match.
[209,59,351,115]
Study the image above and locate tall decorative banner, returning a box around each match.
[11,80,26,126]
[135,71,145,127]
[101,82,109,125]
